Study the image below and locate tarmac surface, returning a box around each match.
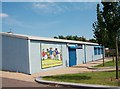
[1,57,119,88]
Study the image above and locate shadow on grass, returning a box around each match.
[43,75,91,81]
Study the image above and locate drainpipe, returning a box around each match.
[84,44,87,64]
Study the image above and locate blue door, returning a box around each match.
[69,48,77,67]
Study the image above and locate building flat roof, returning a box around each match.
[1,32,99,45]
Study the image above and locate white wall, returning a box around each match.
[29,41,68,74]
[76,45,103,65]
[86,45,94,62]
[62,44,69,67]
[2,35,30,74]
[1,35,104,74]
[0,34,2,70]
[76,49,84,64]
[85,45,103,62]
[29,41,41,74]
[93,54,103,61]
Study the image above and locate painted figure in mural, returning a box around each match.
[49,48,54,59]
[58,53,61,60]
[60,49,62,60]
[41,44,63,69]
[46,49,50,59]
[42,49,46,60]
[42,46,62,60]
[53,51,56,60]
[54,48,59,60]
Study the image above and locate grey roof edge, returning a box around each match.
[0,32,29,40]
[35,77,119,89]
[0,32,99,45]
[29,36,99,45]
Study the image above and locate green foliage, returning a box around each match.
[88,38,97,43]
[43,71,120,86]
[54,35,87,42]
[54,35,98,43]
[101,2,120,49]
[100,2,120,79]
[93,2,120,48]
[93,4,108,47]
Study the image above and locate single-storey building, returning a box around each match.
[1,32,104,74]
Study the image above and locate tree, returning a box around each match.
[93,1,120,79]
[54,35,87,42]
[54,36,58,39]
[93,4,108,66]
[89,38,97,43]
[102,1,120,79]
[55,35,65,39]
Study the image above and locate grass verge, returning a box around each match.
[94,60,120,67]
[43,71,120,86]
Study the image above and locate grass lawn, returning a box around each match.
[94,60,120,67]
[42,59,62,69]
[43,71,120,86]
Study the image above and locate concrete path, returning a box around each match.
[31,57,113,77]
[1,57,118,87]
[2,77,52,87]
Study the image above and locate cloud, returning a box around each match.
[32,2,97,14]
[0,13,8,18]
[32,2,65,14]
[33,3,49,8]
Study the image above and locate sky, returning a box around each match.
[1,2,101,39]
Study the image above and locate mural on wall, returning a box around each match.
[41,43,62,69]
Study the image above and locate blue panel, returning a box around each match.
[68,45,76,49]
[69,48,76,67]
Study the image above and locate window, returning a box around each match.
[101,48,103,54]
[94,47,97,55]
[98,48,100,55]
[94,46,103,55]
